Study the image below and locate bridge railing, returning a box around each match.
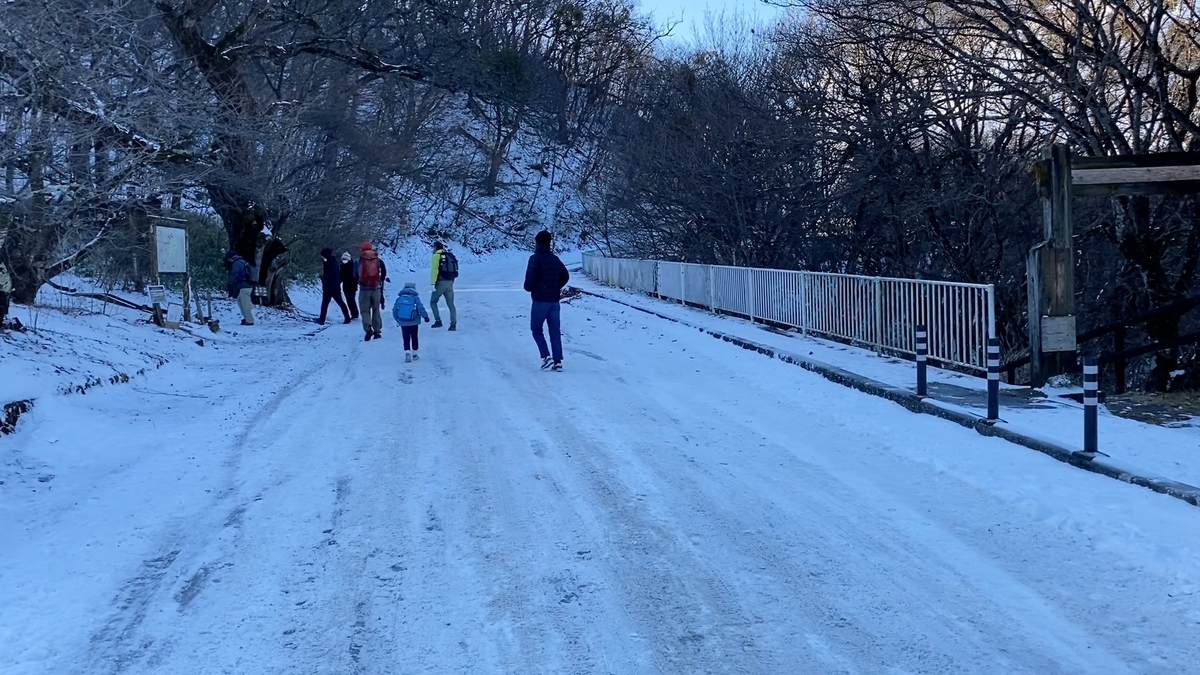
[582,252,995,373]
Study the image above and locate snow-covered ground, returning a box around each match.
[571,275,1200,490]
[3,254,1200,674]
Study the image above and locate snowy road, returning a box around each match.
[4,260,1200,674]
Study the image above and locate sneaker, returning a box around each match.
[431,320,443,328]
[241,320,253,326]
[540,357,554,370]
[412,353,420,361]
[405,352,413,363]
[374,331,383,339]
[364,332,373,342]
[552,361,563,372]
[448,323,457,332]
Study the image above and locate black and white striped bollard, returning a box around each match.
[1083,356,1098,455]
[915,325,928,397]
[987,337,1000,422]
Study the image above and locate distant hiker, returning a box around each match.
[392,282,431,363]
[356,242,388,341]
[340,251,359,320]
[430,241,459,331]
[0,259,11,326]
[523,230,569,371]
[318,248,351,325]
[225,250,256,326]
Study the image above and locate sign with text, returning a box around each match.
[155,226,188,274]
[1041,315,1077,353]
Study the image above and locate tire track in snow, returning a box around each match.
[82,341,347,673]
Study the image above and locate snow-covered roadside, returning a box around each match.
[572,276,1200,488]
[1,278,326,406]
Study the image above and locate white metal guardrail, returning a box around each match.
[582,252,996,372]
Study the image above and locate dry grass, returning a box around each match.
[1106,391,1200,427]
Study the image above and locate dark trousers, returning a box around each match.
[402,325,419,351]
[531,301,562,362]
[343,282,359,318]
[319,286,350,323]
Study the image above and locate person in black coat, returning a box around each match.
[340,251,359,320]
[523,230,570,370]
[318,248,351,325]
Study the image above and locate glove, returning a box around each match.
[424,317,430,323]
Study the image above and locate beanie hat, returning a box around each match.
[320,247,333,259]
[535,230,553,246]
[404,281,417,289]
[361,241,373,252]
[433,241,444,251]
[341,252,351,263]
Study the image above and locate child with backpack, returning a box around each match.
[392,282,431,363]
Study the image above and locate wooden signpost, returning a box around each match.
[1028,145,1200,386]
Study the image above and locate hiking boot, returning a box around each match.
[317,319,326,326]
[374,330,383,339]
[448,323,457,332]
[364,332,373,342]
[405,352,413,363]
[431,320,443,328]
[241,320,253,326]
[541,356,554,370]
[552,361,563,372]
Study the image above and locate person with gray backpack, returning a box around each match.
[430,241,459,330]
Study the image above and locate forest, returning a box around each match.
[3,0,1200,390]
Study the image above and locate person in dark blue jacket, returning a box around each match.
[318,248,351,325]
[523,230,570,371]
[225,250,256,325]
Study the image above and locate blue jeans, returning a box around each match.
[531,301,562,362]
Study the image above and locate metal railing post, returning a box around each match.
[799,273,808,335]
[708,265,715,311]
[874,277,883,355]
[1083,357,1099,455]
[916,325,928,397]
[987,337,1000,421]
[749,270,756,322]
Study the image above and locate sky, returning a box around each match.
[636,0,788,45]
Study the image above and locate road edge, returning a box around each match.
[572,286,1200,509]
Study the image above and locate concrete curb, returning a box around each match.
[573,286,1200,508]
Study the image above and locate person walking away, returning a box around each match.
[523,230,569,371]
[393,282,431,363]
[340,252,359,320]
[225,249,256,325]
[318,248,351,325]
[430,241,459,331]
[356,242,388,341]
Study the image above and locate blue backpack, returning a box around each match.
[395,293,418,322]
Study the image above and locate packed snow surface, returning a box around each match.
[2,255,1199,674]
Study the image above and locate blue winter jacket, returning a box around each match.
[392,287,430,327]
[227,254,254,295]
[523,244,569,303]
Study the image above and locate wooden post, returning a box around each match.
[149,222,165,327]
[182,274,191,323]
[1028,144,1078,386]
[1113,325,1127,395]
